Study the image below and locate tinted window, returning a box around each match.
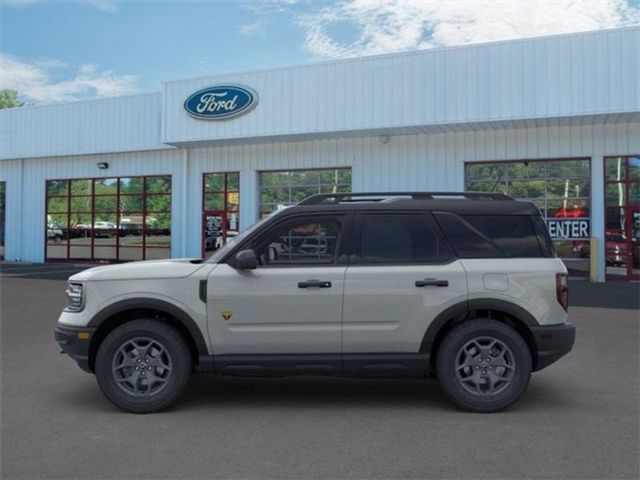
[358,213,453,263]
[255,217,342,265]
[462,215,542,257]
[434,212,503,258]
[531,215,555,257]
[435,212,544,258]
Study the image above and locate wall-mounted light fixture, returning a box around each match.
[97,162,109,170]
[380,134,390,144]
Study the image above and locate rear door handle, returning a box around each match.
[298,279,332,289]
[415,278,449,287]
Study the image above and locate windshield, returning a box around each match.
[206,208,288,263]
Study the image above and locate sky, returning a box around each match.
[1,0,639,105]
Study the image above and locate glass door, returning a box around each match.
[202,172,239,257]
[604,156,640,280]
[202,210,227,257]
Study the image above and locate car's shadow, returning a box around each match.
[184,375,572,411]
[184,375,451,410]
[57,374,573,414]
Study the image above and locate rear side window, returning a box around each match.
[531,215,555,257]
[433,212,503,258]
[434,212,544,258]
[462,215,543,257]
[357,213,454,263]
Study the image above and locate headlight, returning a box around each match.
[64,283,84,312]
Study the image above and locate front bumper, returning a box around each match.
[530,322,576,371]
[54,325,96,373]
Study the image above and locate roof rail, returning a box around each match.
[298,191,513,205]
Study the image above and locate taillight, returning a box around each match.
[556,273,569,311]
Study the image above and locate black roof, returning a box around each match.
[285,192,540,216]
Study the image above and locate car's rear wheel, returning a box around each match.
[436,319,532,413]
[95,319,191,413]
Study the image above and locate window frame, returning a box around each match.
[603,155,640,281]
[464,157,592,275]
[44,175,172,263]
[464,157,592,224]
[201,171,240,257]
[258,167,352,218]
[350,211,457,266]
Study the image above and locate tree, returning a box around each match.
[0,90,24,109]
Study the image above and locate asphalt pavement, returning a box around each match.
[1,265,638,479]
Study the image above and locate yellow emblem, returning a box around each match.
[221,311,233,321]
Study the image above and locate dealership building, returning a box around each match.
[0,27,638,281]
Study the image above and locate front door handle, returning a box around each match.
[298,279,332,289]
[415,278,449,287]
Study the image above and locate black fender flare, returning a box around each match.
[420,298,539,354]
[87,298,210,359]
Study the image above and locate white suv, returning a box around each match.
[55,192,575,413]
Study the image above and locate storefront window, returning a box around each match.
[45,175,171,262]
[465,158,591,276]
[202,172,240,256]
[604,156,640,280]
[258,168,352,217]
[0,182,5,260]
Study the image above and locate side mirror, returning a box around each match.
[234,249,258,270]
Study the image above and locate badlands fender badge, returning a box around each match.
[220,311,233,321]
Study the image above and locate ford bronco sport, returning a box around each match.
[55,192,575,413]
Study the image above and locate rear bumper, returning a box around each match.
[54,325,96,373]
[530,322,575,371]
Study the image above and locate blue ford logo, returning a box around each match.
[184,85,258,120]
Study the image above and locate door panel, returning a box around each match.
[342,262,467,353]
[208,265,345,355]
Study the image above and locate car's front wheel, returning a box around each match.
[436,319,532,413]
[95,319,192,413]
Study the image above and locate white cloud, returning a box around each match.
[239,20,265,37]
[0,53,139,103]
[300,0,640,58]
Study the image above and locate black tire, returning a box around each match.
[95,319,192,414]
[436,319,532,413]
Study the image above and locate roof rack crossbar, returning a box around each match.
[298,191,512,205]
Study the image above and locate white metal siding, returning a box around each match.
[0,149,185,262]
[0,93,167,160]
[2,121,638,281]
[178,122,638,282]
[163,28,640,145]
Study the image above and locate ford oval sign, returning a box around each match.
[184,85,257,120]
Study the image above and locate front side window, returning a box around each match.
[259,168,351,217]
[357,213,454,264]
[254,217,342,266]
